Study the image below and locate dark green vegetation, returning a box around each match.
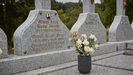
[0,0,133,53]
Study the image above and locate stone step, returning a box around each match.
[15,51,124,75]
[124,42,133,55]
[123,50,133,55]
[15,61,77,75]
[0,49,77,75]
[126,42,133,50]
[0,43,122,75]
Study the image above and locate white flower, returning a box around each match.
[94,37,97,41]
[89,34,96,39]
[84,46,95,54]
[83,39,89,45]
[89,34,97,41]
[76,39,82,45]
[95,44,99,48]
[89,48,94,52]
[0,48,2,55]
[81,34,87,39]
[84,46,90,53]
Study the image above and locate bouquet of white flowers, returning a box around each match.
[71,32,99,56]
[0,48,2,55]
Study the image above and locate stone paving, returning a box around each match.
[43,54,133,75]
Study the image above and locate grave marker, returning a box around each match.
[0,28,8,58]
[71,0,106,44]
[13,0,70,56]
[109,0,133,42]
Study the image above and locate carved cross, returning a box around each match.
[35,0,51,10]
[83,0,95,13]
[117,0,125,16]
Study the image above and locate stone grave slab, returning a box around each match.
[0,28,8,58]
[93,54,133,71]
[13,0,70,56]
[44,65,133,75]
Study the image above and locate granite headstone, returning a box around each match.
[13,0,70,56]
[131,21,133,29]
[0,28,8,58]
[71,0,106,44]
[109,0,133,42]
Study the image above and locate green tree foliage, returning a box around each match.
[126,0,133,23]
[95,0,116,28]
[52,0,82,29]
[0,0,34,53]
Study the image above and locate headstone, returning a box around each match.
[71,0,106,44]
[13,0,70,56]
[0,28,8,58]
[109,0,133,42]
[131,21,133,29]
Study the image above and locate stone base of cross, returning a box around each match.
[124,43,133,55]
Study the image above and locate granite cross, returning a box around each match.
[35,0,51,10]
[117,0,125,16]
[83,0,95,13]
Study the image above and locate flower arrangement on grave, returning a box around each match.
[0,48,2,55]
[71,32,99,74]
[71,32,99,56]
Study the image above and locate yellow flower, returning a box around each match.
[0,48,3,55]
[71,32,78,37]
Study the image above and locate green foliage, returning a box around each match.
[126,0,133,23]
[52,1,82,29]
[0,0,34,54]
[95,0,116,28]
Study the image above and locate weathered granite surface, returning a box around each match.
[43,65,133,75]
[0,28,8,58]
[0,49,77,75]
[71,13,106,44]
[14,0,70,56]
[35,0,51,10]
[131,21,133,29]
[109,16,133,42]
[116,0,125,16]
[93,54,133,71]
[14,51,126,75]
[0,43,121,75]
[93,42,117,56]
[13,10,70,56]
[83,0,95,13]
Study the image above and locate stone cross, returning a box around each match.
[117,0,125,16]
[83,0,95,13]
[35,0,51,10]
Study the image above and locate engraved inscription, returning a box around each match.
[31,20,66,50]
